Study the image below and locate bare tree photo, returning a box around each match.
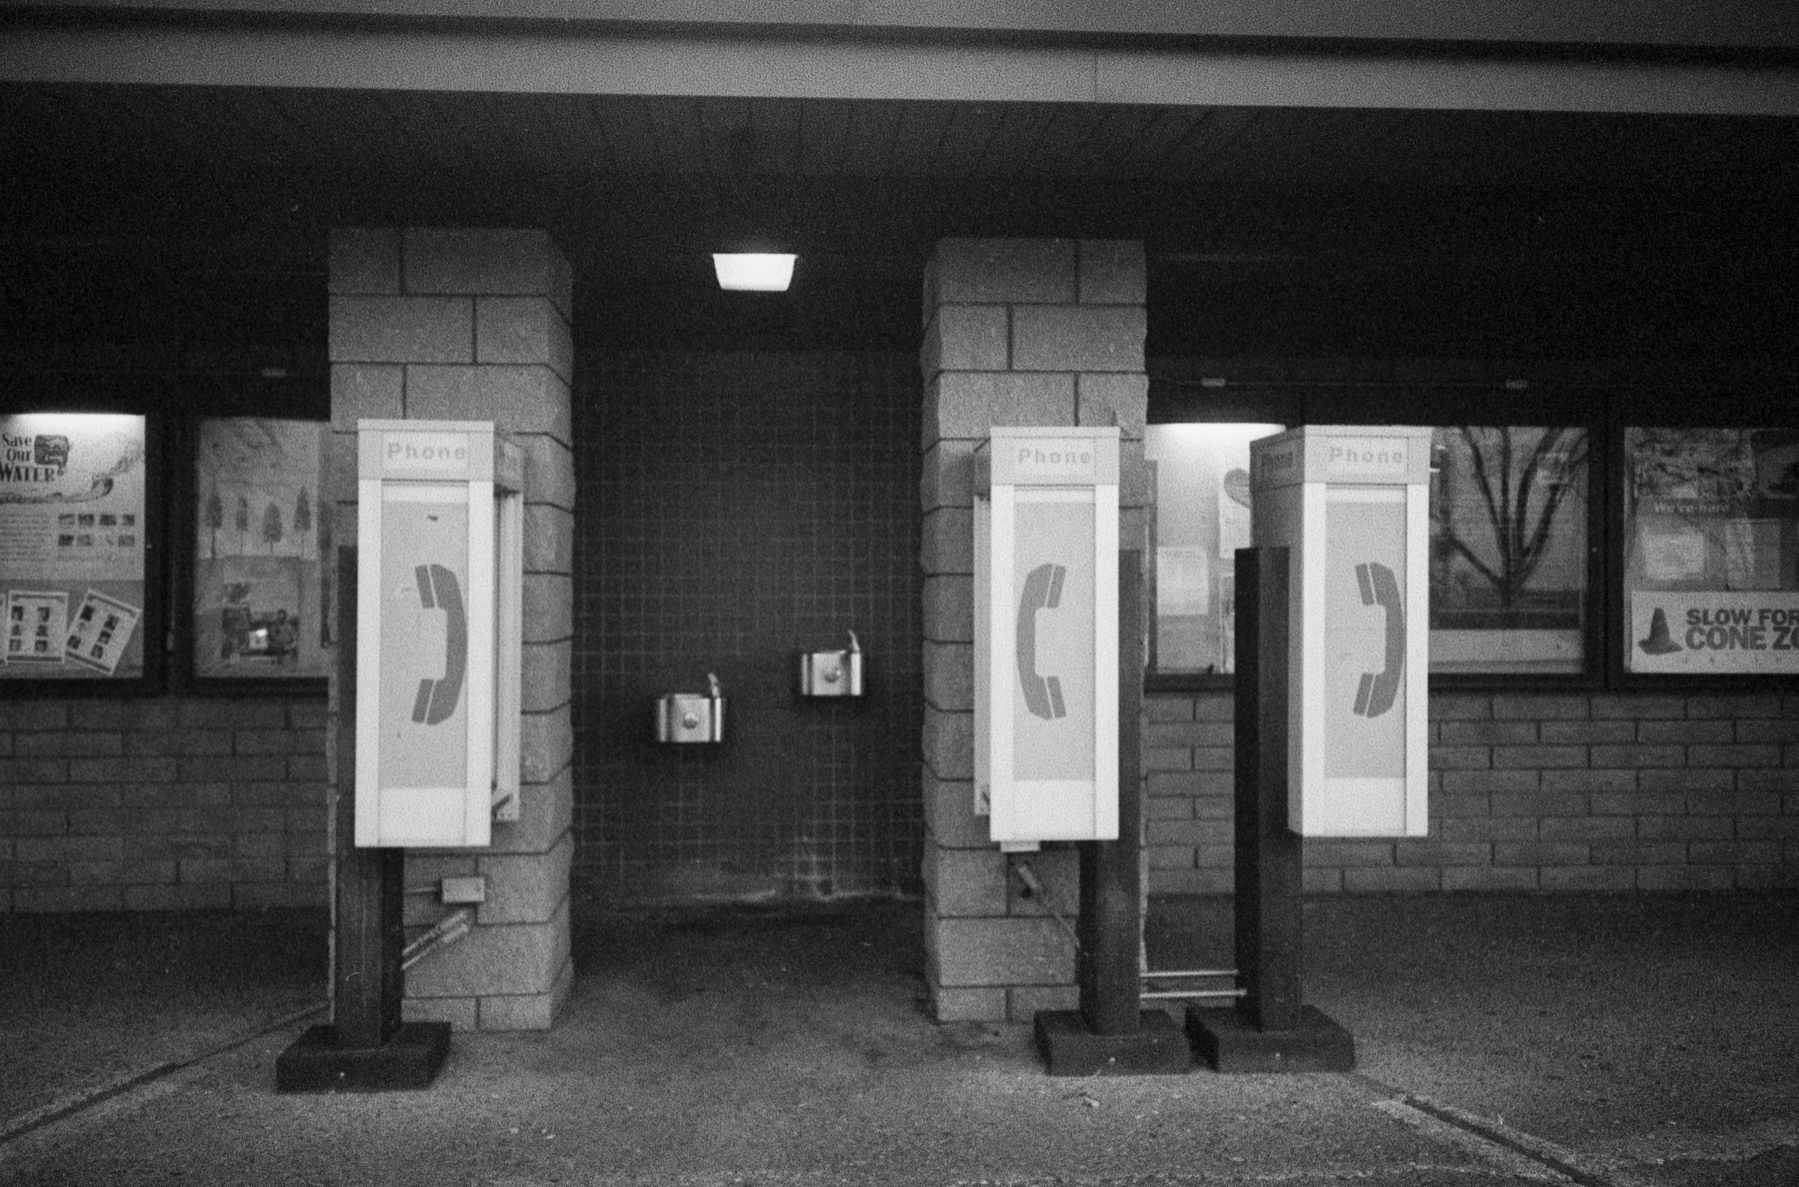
[1432,426,1588,630]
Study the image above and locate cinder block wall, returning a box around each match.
[1147,690,1799,893]
[1,698,327,912]
[327,227,576,1030]
[919,237,1150,1023]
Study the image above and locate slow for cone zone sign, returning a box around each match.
[1632,593,1799,673]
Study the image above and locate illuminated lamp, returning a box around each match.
[712,252,796,292]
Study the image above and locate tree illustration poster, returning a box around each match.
[194,418,329,678]
[1428,426,1589,674]
[0,413,147,679]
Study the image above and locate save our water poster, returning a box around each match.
[0,413,147,679]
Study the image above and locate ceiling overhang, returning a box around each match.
[3,2,1797,360]
[4,10,1799,116]
[12,0,1799,53]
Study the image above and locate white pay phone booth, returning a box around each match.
[1249,425,1431,837]
[975,427,1120,850]
[356,420,524,849]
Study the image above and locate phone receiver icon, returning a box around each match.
[1353,561,1403,719]
[1017,562,1068,721]
[410,563,467,726]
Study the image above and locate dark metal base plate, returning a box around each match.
[275,1022,452,1093]
[1186,1005,1355,1073]
[1034,1009,1191,1076]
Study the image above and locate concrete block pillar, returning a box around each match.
[919,238,1149,1022]
[327,228,576,1031]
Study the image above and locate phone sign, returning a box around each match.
[381,431,473,476]
[1324,438,1412,481]
[1006,441,1100,485]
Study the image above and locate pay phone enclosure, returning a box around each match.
[974,428,1120,847]
[1249,425,1431,838]
[355,420,524,849]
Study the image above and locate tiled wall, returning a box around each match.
[1147,689,1799,893]
[572,351,922,903]
[1,696,328,912]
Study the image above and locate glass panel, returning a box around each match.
[193,417,332,679]
[0,413,149,681]
[1429,426,1589,674]
[1622,426,1799,674]
[1144,423,1284,675]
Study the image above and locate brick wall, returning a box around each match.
[1,696,328,912]
[1146,689,1799,894]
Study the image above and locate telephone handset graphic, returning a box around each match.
[409,563,467,726]
[1017,562,1068,721]
[1352,561,1404,719]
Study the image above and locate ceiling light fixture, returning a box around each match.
[713,252,796,292]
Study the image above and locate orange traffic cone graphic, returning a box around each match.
[1638,607,1681,655]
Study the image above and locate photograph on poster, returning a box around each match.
[1624,427,1799,674]
[193,418,329,679]
[1639,523,1708,582]
[65,589,143,675]
[5,590,69,666]
[0,413,147,680]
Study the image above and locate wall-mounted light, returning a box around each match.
[712,253,796,292]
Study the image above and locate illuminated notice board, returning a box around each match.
[0,413,148,682]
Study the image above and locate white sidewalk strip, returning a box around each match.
[0,1002,324,1146]
[1372,1097,1573,1182]
[1395,1093,1661,1187]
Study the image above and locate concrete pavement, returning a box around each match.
[2,892,1796,1186]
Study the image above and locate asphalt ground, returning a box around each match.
[2,892,1796,1187]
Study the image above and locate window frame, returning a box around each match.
[1144,385,1298,693]
[0,374,330,701]
[1607,381,1799,692]
[170,379,330,698]
[0,380,169,698]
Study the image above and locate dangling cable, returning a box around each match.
[1011,859,1081,952]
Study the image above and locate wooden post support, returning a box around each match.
[1036,550,1187,1076]
[1187,547,1355,1073]
[276,547,451,1092]
[1077,548,1145,1036]
[1234,545,1302,1031]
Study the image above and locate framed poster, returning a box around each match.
[1429,425,1590,675]
[190,417,331,682]
[1623,426,1799,675]
[0,413,150,683]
